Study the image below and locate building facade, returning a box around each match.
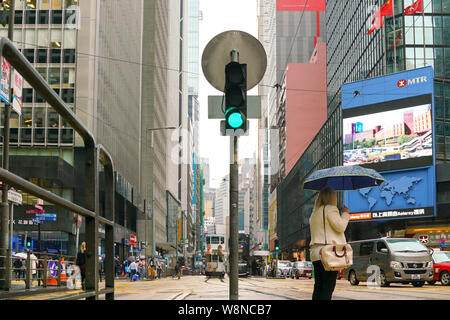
[0,0,190,265]
[276,0,450,259]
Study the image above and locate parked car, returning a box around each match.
[428,251,450,286]
[276,260,293,278]
[343,238,433,287]
[290,261,313,279]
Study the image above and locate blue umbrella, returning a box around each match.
[303,165,386,191]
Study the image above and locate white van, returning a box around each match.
[343,238,433,287]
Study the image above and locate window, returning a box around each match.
[50,48,61,63]
[15,10,23,24]
[22,89,33,103]
[23,49,35,63]
[63,49,75,63]
[376,241,388,252]
[48,68,60,87]
[51,10,63,24]
[359,242,374,256]
[62,68,75,87]
[38,10,49,24]
[36,67,47,80]
[61,89,74,103]
[47,110,59,143]
[25,10,36,24]
[35,91,44,103]
[37,49,47,63]
[40,0,50,10]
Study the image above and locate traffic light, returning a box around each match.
[18,234,24,247]
[26,236,32,248]
[274,239,279,251]
[224,61,247,132]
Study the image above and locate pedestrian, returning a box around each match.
[13,257,23,280]
[157,261,162,279]
[309,187,350,300]
[30,251,38,282]
[76,241,87,290]
[129,259,137,281]
[114,256,121,278]
[138,259,143,280]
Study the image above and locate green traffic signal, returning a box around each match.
[225,107,244,129]
[224,61,247,131]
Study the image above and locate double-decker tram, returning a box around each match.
[204,234,227,278]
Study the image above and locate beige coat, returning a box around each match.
[309,205,350,261]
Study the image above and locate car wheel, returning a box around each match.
[412,281,424,288]
[349,270,359,286]
[379,271,390,287]
[440,271,450,286]
[427,281,436,285]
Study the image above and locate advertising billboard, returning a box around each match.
[342,66,436,222]
[343,103,432,168]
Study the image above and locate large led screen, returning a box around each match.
[343,103,432,167]
[341,66,436,221]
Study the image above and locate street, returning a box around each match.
[11,275,450,300]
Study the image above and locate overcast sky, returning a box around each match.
[198,0,260,189]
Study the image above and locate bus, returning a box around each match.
[204,234,227,279]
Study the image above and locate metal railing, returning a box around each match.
[0,37,115,300]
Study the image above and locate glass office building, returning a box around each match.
[277,0,450,258]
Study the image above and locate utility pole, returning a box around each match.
[229,134,239,300]
[0,0,15,291]
[228,49,240,301]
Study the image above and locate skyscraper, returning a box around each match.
[0,0,184,261]
[276,0,450,257]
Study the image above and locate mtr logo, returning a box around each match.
[397,76,428,88]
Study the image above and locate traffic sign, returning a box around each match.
[32,218,43,224]
[0,189,23,204]
[35,213,57,221]
[130,234,137,244]
[26,209,44,214]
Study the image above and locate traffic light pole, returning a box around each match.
[229,135,239,300]
[228,49,239,300]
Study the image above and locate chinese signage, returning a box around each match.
[12,70,23,115]
[0,57,10,104]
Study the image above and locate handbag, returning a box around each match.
[320,206,353,271]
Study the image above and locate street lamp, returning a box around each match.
[146,127,177,260]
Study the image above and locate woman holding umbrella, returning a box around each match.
[304,165,386,300]
[309,187,350,300]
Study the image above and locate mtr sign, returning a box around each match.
[397,76,428,88]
